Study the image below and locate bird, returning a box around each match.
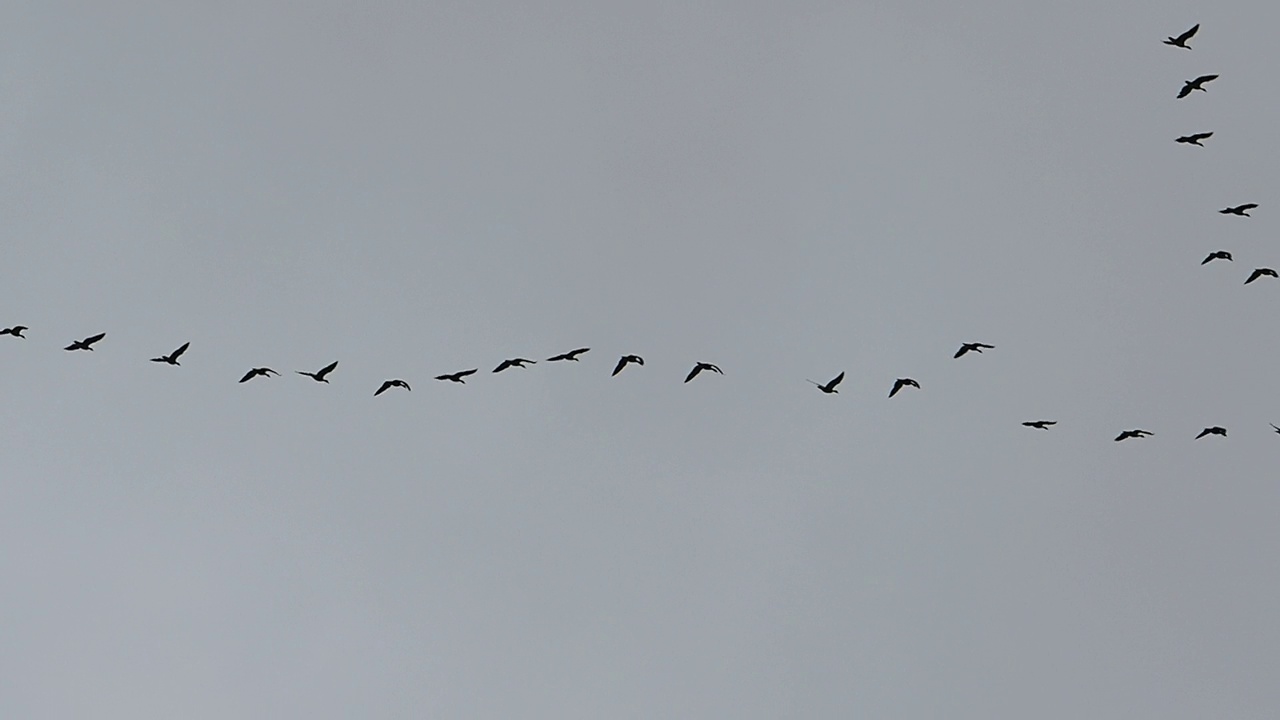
[684,362,723,383]
[1220,203,1258,216]
[1245,268,1277,284]
[1022,420,1057,430]
[64,332,106,351]
[546,347,590,362]
[808,371,844,394]
[1114,429,1154,442]
[954,342,994,359]
[297,361,339,383]
[374,379,411,396]
[888,377,920,397]
[1201,251,1233,264]
[150,341,190,366]
[1176,131,1213,146]
[239,367,279,383]
[435,369,478,384]
[1164,23,1199,49]
[1195,426,1227,439]
[0,325,27,338]
[612,355,644,376]
[1177,74,1218,98]
[493,358,536,373]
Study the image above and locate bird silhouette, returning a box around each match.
[1177,74,1218,98]
[150,341,190,365]
[64,333,106,351]
[1023,420,1057,430]
[888,378,920,397]
[435,369,478,384]
[0,325,27,338]
[1220,203,1258,216]
[297,361,339,383]
[493,358,536,373]
[239,367,279,383]
[954,342,994,359]
[1245,268,1278,285]
[685,362,723,383]
[1195,426,1227,439]
[374,379,411,396]
[1164,23,1199,48]
[1114,429,1154,442]
[612,355,644,376]
[808,371,844,394]
[1201,251,1233,264]
[1271,423,1280,434]
[1175,131,1213,146]
[546,348,590,362]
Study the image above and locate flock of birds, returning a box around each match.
[6,24,1279,444]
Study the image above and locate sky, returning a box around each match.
[2,1,1279,717]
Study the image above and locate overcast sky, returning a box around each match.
[2,1,1279,717]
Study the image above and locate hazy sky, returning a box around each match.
[2,2,1279,717]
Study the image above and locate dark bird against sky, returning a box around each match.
[1220,203,1258,216]
[1201,251,1232,264]
[435,369,478,384]
[546,348,590,362]
[954,342,994,359]
[809,371,844,394]
[1195,426,1227,439]
[684,362,724,383]
[1023,420,1057,430]
[1245,268,1277,285]
[1175,132,1213,146]
[493,358,536,373]
[612,355,644,376]
[0,325,27,338]
[239,367,279,383]
[150,341,190,366]
[297,361,339,383]
[64,333,106,351]
[1164,23,1199,49]
[1177,74,1218,98]
[374,379,411,396]
[888,378,920,397]
[1114,429,1154,442]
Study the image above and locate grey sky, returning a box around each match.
[2,2,1278,717]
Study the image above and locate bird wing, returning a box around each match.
[434,373,453,381]
[635,356,645,365]
[84,332,106,345]
[685,366,701,383]
[1177,84,1194,98]
[1246,270,1262,283]
[546,353,568,361]
[829,371,845,388]
[459,368,477,378]
[1194,132,1213,140]
[1240,203,1259,210]
[239,369,258,383]
[612,358,627,376]
[494,360,512,372]
[889,380,903,397]
[316,360,338,378]
[1196,74,1218,83]
[954,346,969,358]
[1195,429,1209,438]
[1177,24,1199,42]
[570,348,590,357]
[375,381,391,396]
[1201,254,1214,264]
[172,342,190,358]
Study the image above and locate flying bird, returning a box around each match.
[808,371,845,394]
[297,361,339,383]
[239,367,279,383]
[888,377,920,397]
[1220,203,1257,216]
[1245,268,1278,284]
[1164,23,1199,49]
[435,369,478,384]
[1114,429,1154,442]
[1201,251,1233,264]
[684,362,724,383]
[1177,74,1218,98]
[64,332,106,351]
[546,347,590,362]
[493,358,536,373]
[0,325,27,338]
[1175,131,1213,146]
[1195,426,1227,439]
[1022,420,1057,430]
[150,341,190,366]
[612,355,644,376]
[374,379,411,396]
[954,342,994,359]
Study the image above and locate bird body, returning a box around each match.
[1201,251,1233,264]
[435,369,478,383]
[612,355,644,376]
[239,367,279,383]
[1177,74,1218,98]
[547,348,590,362]
[1176,132,1213,146]
[1220,203,1258,216]
[297,361,339,383]
[1164,23,1199,48]
[888,377,920,397]
[375,379,411,396]
[65,332,106,351]
[0,325,27,338]
[150,341,190,365]
[1114,429,1154,442]
[685,362,724,383]
[493,358,536,373]
[809,371,844,394]
[1023,420,1057,430]
[1245,268,1278,285]
[1195,426,1227,439]
[954,342,994,359]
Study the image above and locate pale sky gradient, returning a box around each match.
[2,2,1279,717]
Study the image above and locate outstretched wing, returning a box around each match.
[172,341,190,359]
[316,360,339,378]
[1176,23,1199,43]
[685,365,702,383]
[84,332,106,346]
[1195,74,1218,84]
[612,358,627,376]
[375,381,392,396]
[828,371,845,389]
[1177,83,1194,98]
[954,345,970,358]
[239,369,258,383]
